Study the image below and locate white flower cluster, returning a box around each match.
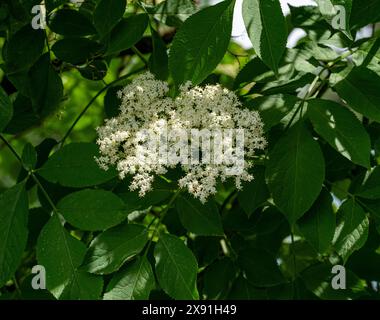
[96,72,266,203]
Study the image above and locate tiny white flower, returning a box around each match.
[96,72,266,203]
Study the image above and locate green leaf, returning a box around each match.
[38,143,117,188]
[333,199,369,263]
[4,25,45,73]
[333,67,380,123]
[149,25,169,80]
[298,189,336,254]
[203,257,236,299]
[356,167,380,199]
[308,99,371,168]
[162,208,187,237]
[350,0,380,30]
[3,95,39,134]
[0,86,13,132]
[52,38,104,65]
[154,233,199,299]
[6,71,30,98]
[175,193,224,236]
[104,256,155,300]
[78,60,108,81]
[263,73,315,96]
[228,275,267,299]
[0,183,29,288]
[189,236,220,268]
[242,0,287,74]
[238,246,285,287]
[37,214,98,299]
[60,271,103,300]
[83,223,148,274]
[107,14,149,55]
[356,198,380,220]
[238,166,270,216]
[115,177,174,211]
[153,0,197,27]
[26,208,50,249]
[94,0,126,37]
[315,0,336,17]
[29,53,64,118]
[347,248,380,281]
[57,189,128,231]
[21,142,37,171]
[233,57,270,90]
[104,86,122,119]
[245,94,299,132]
[49,9,96,37]
[266,123,325,224]
[169,0,234,85]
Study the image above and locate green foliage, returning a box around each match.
[1,0,380,302]
[238,166,269,216]
[83,223,148,274]
[38,143,116,187]
[0,87,13,131]
[154,233,199,300]
[308,99,371,168]
[37,214,103,299]
[0,183,28,288]
[4,25,45,73]
[104,256,155,300]
[357,167,380,199]
[298,189,336,254]
[48,9,96,37]
[333,67,380,123]
[169,0,234,85]
[149,24,169,80]
[175,193,224,236]
[52,38,104,65]
[93,0,126,38]
[57,189,128,231]
[21,142,37,171]
[266,123,325,224]
[107,14,149,55]
[242,0,287,73]
[29,53,63,118]
[238,246,285,287]
[334,199,369,263]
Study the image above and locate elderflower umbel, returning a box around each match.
[96,72,266,203]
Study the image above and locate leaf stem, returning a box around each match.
[0,134,22,164]
[12,276,21,297]
[30,172,59,213]
[44,30,51,56]
[131,46,149,66]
